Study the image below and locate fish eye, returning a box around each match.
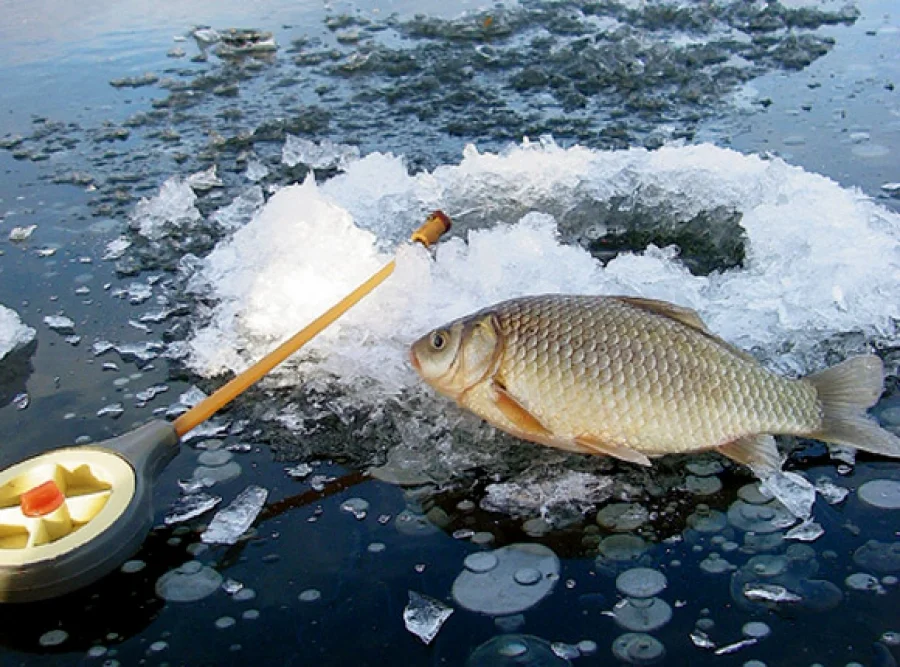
[430,331,447,350]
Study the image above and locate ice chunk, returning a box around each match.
[481,470,614,524]
[403,591,453,645]
[201,485,268,544]
[759,470,815,521]
[8,225,36,241]
[0,305,35,361]
[43,315,75,334]
[785,520,824,542]
[186,166,223,192]
[103,236,132,260]
[165,492,222,525]
[282,135,359,170]
[742,583,802,604]
[132,177,201,240]
[211,186,264,232]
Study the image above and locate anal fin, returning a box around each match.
[574,434,653,467]
[718,435,782,475]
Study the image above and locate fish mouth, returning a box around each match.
[408,347,422,373]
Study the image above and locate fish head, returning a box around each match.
[410,313,501,399]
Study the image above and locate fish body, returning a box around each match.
[409,294,900,471]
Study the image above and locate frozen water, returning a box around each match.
[164,492,222,525]
[597,503,649,532]
[282,135,360,171]
[43,315,75,334]
[814,477,849,505]
[403,591,453,645]
[741,583,802,604]
[481,470,613,524]
[211,187,265,232]
[132,177,201,241]
[759,471,815,521]
[785,520,824,542]
[8,224,37,241]
[201,485,268,545]
[0,304,35,361]
[186,165,223,192]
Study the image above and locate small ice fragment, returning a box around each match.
[246,161,269,182]
[282,135,359,170]
[9,225,37,241]
[136,384,169,402]
[759,470,815,520]
[164,493,221,525]
[97,403,124,418]
[576,640,598,656]
[179,386,208,407]
[201,485,268,545]
[714,638,757,655]
[285,463,313,479]
[37,247,57,257]
[222,579,244,595]
[0,304,36,360]
[551,642,580,660]
[44,315,75,334]
[742,583,801,604]
[690,629,716,649]
[785,520,824,542]
[103,237,131,260]
[814,477,849,505]
[403,591,453,645]
[858,480,900,510]
[187,166,223,192]
[13,393,29,410]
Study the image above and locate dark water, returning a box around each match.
[0,0,898,665]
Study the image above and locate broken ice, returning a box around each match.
[43,315,75,334]
[0,304,35,361]
[282,135,359,170]
[201,485,268,545]
[759,470,815,520]
[165,492,222,525]
[742,583,802,604]
[403,591,453,645]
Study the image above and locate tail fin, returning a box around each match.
[806,355,900,458]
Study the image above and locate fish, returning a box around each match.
[409,294,900,472]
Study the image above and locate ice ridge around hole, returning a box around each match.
[183,142,900,403]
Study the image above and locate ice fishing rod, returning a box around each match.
[0,211,452,604]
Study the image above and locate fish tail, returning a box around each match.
[805,355,900,458]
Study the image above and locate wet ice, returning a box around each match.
[201,485,268,545]
[403,591,453,645]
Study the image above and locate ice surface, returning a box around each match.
[0,305,35,361]
[403,591,453,645]
[185,142,900,399]
[201,485,268,545]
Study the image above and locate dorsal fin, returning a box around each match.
[614,296,710,333]
[614,296,758,364]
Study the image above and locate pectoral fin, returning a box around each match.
[718,434,782,475]
[574,434,653,467]
[491,381,554,440]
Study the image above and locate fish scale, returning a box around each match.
[410,293,900,469]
